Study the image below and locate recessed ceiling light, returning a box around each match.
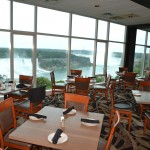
[95,5,100,7]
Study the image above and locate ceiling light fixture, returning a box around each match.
[95,4,100,7]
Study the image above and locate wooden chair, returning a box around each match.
[64,93,89,112]
[70,69,82,76]
[108,84,132,132]
[0,97,33,150]
[93,74,111,102]
[143,112,150,134]
[118,67,128,85]
[50,71,66,96]
[119,67,128,72]
[97,111,120,150]
[138,81,150,118]
[67,69,82,92]
[123,72,137,93]
[8,75,33,102]
[74,77,90,96]
[15,85,46,118]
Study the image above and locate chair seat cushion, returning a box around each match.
[94,85,106,90]
[9,91,28,97]
[145,112,150,120]
[55,83,66,86]
[4,128,32,148]
[114,103,132,110]
[15,100,30,110]
[54,83,66,89]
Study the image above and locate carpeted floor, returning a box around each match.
[42,86,150,150]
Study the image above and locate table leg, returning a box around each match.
[4,94,8,100]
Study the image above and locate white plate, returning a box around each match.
[48,133,68,144]
[81,118,99,126]
[29,114,44,121]
[133,93,141,96]
[63,109,76,115]
[0,87,5,90]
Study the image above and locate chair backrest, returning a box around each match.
[0,97,16,138]
[139,81,150,91]
[50,71,55,86]
[19,75,33,85]
[28,85,46,103]
[119,67,128,72]
[106,74,111,88]
[123,72,137,83]
[64,93,89,112]
[105,111,120,150]
[70,69,82,77]
[109,83,116,108]
[75,77,90,96]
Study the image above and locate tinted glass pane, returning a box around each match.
[98,20,108,40]
[37,35,68,81]
[147,32,150,46]
[96,42,106,74]
[72,14,96,38]
[37,7,69,35]
[145,47,150,70]
[0,32,10,79]
[71,38,94,76]
[133,45,144,75]
[13,2,34,31]
[0,0,10,29]
[107,42,125,76]
[109,23,125,42]
[14,35,33,79]
[136,29,146,45]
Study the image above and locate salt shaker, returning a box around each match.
[60,115,65,128]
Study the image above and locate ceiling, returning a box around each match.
[13,0,150,27]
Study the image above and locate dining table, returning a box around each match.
[132,90,150,104]
[9,106,104,150]
[65,76,96,84]
[0,83,31,100]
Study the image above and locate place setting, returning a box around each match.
[48,128,68,144]
[81,118,100,126]
[63,106,76,115]
[132,91,141,96]
[28,113,47,121]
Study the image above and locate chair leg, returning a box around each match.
[140,104,143,119]
[108,111,113,128]
[105,91,108,103]
[128,113,132,132]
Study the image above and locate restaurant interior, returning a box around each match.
[0,0,150,150]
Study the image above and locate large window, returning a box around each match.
[0,32,10,79]
[0,1,127,87]
[14,35,33,79]
[37,8,69,35]
[70,38,94,76]
[37,35,68,81]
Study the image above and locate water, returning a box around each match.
[0,55,121,81]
